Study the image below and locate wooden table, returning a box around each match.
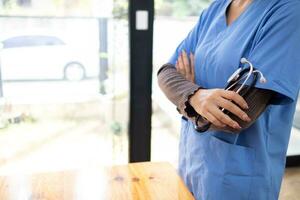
[0,162,194,200]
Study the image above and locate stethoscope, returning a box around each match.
[194,58,267,133]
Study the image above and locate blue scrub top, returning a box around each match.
[168,0,300,199]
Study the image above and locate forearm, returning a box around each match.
[157,63,201,120]
[199,85,274,133]
[217,86,274,133]
[157,63,274,133]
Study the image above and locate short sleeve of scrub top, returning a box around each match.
[169,0,300,200]
[247,2,300,104]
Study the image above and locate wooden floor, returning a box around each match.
[0,162,297,199]
[280,167,300,200]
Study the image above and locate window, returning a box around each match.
[0,0,130,174]
[287,98,300,157]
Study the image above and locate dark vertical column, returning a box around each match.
[129,0,154,162]
[98,18,108,94]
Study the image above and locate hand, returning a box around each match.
[189,88,251,130]
[176,50,195,83]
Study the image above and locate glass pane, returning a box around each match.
[0,0,129,174]
[287,97,300,156]
[152,0,211,166]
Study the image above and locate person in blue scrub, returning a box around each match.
[158,0,300,199]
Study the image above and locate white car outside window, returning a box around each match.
[0,35,99,81]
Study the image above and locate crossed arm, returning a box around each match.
[158,51,274,132]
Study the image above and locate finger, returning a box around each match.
[175,61,179,72]
[190,53,195,73]
[190,53,195,82]
[216,97,251,122]
[182,50,191,74]
[220,90,248,109]
[178,53,186,75]
[203,111,226,128]
[208,106,242,129]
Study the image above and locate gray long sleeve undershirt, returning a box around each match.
[157,63,201,122]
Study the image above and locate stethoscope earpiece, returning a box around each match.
[260,77,267,84]
[240,57,248,64]
[253,70,267,83]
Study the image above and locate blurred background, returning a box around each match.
[0,0,299,177]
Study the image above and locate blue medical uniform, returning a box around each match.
[168,0,300,199]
